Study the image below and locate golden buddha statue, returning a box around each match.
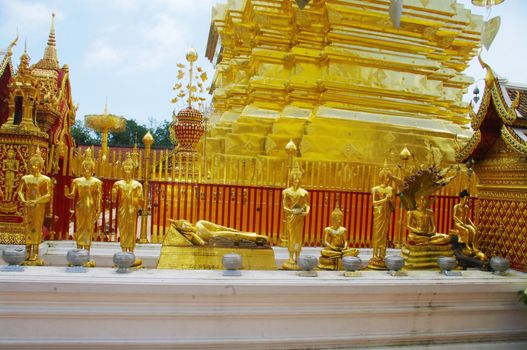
[64,149,102,266]
[17,147,51,265]
[368,167,394,270]
[407,196,450,246]
[170,219,269,246]
[112,153,144,267]
[281,164,310,270]
[3,149,19,202]
[451,190,487,261]
[318,205,358,270]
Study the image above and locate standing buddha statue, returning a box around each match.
[281,163,310,270]
[64,148,102,267]
[17,147,52,265]
[368,166,394,269]
[112,153,144,267]
[318,204,358,270]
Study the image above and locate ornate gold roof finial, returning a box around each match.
[37,13,59,70]
[6,31,18,57]
[171,47,208,110]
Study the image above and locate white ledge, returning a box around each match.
[0,267,526,349]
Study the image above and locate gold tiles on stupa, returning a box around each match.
[206,0,483,166]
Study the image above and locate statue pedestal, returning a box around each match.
[401,243,454,269]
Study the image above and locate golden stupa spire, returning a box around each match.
[36,13,59,70]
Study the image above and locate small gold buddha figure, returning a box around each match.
[112,153,144,267]
[3,148,19,202]
[451,190,487,261]
[17,147,51,265]
[318,205,358,270]
[407,196,450,246]
[64,149,102,267]
[368,168,394,269]
[171,219,269,246]
[281,164,310,270]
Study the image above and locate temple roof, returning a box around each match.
[456,61,527,162]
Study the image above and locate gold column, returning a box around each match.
[394,146,412,248]
[139,131,154,244]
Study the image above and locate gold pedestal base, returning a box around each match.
[281,261,300,270]
[157,246,276,270]
[367,256,387,270]
[22,258,45,266]
[401,243,454,270]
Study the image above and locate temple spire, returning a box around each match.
[36,13,59,70]
[48,13,56,47]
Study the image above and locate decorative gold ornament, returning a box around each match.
[471,0,505,6]
[84,103,126,161]
[481,16,501,51]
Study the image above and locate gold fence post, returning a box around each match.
[139,131,154,244]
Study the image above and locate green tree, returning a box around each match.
[108,119,148,147]
[152,120,173,148]
[71,120,100,146]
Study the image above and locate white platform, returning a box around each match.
[0,265,526,349]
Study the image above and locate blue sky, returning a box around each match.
[1,0,526,127]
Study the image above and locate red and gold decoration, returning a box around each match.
[170,47,208,155]
[0,14,76,244]
[456,57,527,272]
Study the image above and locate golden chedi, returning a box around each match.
[17,147,52,265]
[318,204,358,270]
[205,0,483,167]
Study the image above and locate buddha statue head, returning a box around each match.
[81,148,96,178]
[29,146,45,175]
[330,204,344,229]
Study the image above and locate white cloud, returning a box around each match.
[83,40,124,68]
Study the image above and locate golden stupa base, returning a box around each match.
[157,246,276,270]
[367,256,387,270]
[401,243,454,270]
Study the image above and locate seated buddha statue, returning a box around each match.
[318,206,359,270]
[170,219,269,247]
[451,190,487,261]
[406,196,450,246]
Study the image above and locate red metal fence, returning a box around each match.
[50,177,475,247]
